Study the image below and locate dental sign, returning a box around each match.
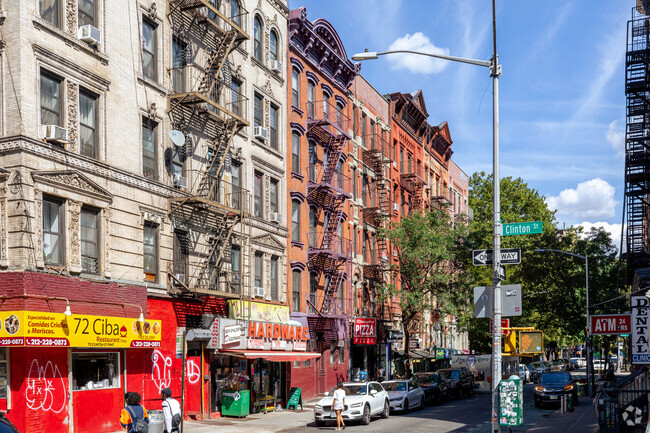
[631,296,650,364]
[353,318,376,345]
[0,311,162,348]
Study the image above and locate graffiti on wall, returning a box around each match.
[151,349,172,392]
[25,359,67,414]
[186,359,200,384]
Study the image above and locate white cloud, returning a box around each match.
[386,33,450,74]
[546,178,618,220]
[606,120,625,157]
[575,221,624,253]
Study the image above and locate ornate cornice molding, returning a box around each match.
[32,170,113,202]
[252,234,285,251]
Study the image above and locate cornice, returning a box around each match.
[33,44,110,90]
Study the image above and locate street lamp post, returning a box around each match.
[352,3,502,431]
[535,248,591,394]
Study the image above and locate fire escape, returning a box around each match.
[626,8,650,281]
[166,0,252,297]
[306,100,352,316]
[361,132,392,283]
[399,160,426,213]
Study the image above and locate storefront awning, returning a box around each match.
[219,349,321,362]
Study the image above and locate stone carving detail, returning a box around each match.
[66,83,78,152]
[52,172,105,195]
[103,208,111,276]
[66,0,77,36]
[141,209,163,225]
[0,198,6,263]
[261,77,274,97]
[68,199,82,267]
[232,65,243,81]
[147,103,158,120]
[34,188,44,268]
[147,2,158,20]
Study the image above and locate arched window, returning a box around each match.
[307,81,315,117]
[230,0,241,26]
[292,68,300,107]
[270,30,278,62]
[253,16,263,61]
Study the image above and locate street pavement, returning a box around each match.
[179,382,600,433]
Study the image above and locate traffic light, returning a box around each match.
[503,332,517,354]
[519,331,543,354]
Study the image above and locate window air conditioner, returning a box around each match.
[254,126,268,141]
[42,125,68,143]
[173,173,187,189]
[393,203,399,212]
[270,60,282,74]
[254,287,265,298]
[174,273,186,284]
[271,212,282,223]
[78,25,101,45]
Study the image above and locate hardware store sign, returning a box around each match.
[0,311,162,348]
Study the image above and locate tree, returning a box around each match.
[378,207,470,370]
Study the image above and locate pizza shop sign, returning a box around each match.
[353,318,376,345]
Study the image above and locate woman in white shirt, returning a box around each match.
[332,382,346,431]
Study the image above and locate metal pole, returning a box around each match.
[585,255,592,395]
[491,1,502,431]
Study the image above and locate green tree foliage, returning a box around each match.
[378,207,470,358]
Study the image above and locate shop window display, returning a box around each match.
[210,355,249,412]
[72,352,119,390]
[0,348,6,398]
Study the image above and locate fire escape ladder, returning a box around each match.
[195,214,239,291]
[322,136,347,184]
[321,270,345,315]
[198,31,238,96]
[197,119,239,199]
[411,182,424,210]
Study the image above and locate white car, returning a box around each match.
[313,382,390,426]
[519,365,530,383]
[381,379,426,412]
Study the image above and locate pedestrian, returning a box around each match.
[332,382,346,431]
[377,366,385,381]
[161,388,182,433]
[120,392,149,432]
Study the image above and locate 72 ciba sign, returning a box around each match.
[590,314,631,335]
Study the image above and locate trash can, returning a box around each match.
[222,389,250,418]
[148,410,164,433]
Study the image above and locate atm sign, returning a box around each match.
[353,318,376,345]
[591,314,631,335]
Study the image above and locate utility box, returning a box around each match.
[499,375,523,427]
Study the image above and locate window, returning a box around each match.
[270,256,278,301]
[292,270,301,312]
[231,244,241,273]
[79,90,98,158]
[40,71,62,127]
[231,78,242,117]
[339,343,344,364]
[254,171,262,217]
[43,197,63,266]
[143,222,158,282]
[308,207,316,246]
[361,113,366,145]
[270,103,279,149]
[352,105,357,137]
[370,121,375,149]
[270,30,278,62]
[141,18,157,81]
[78,0,95,28]
[292,200,300,243]
[352,227,357,254]
[254,93,263,129]
[142,119,157,179]
[231,162,241,210]
[171,37,187,93]
[292,133,300,174]
[400,148,404,173]
[72,352,120,391]
[336,103,343,129]
[230,0,241,27]
[307,81,315,118]
[322,92,329,119]
[253,16,263,62]
[81,207,99,274]
[309,272,318,313]
[352,168,357,200]
[292,69,300,107]
[407,153,412,173]
[40,0,60,27]
[254,252,263,287]
[361,175,368,207]
[270,178,279,214]
[0,348,6,398]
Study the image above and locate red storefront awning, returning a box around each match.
[219,349,321,362]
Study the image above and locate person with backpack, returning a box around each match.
[120,392,149,432]
[161,388,181,433]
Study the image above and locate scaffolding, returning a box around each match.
[361,132,392,283]
[306,100,353,316]
[166,0,252,299]
[626,7,650,282]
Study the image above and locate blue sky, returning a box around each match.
[287,0,630,250]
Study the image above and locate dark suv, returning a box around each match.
[436,367,474,399]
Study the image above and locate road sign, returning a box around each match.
[473,248,521,266]
[490,318,510,334]
[590,314,631,335]
[502,221,543,237]
[494,264,506,281]
[474,284,522,318]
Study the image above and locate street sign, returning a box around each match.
[590,314,631,335]
[490,318,510,334]
[473,248,521,266]
[494,264,506,281]
[631,296,650,364]
[474,284,522,318]
[502,221,543,237]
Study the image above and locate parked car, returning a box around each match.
[542,361,552,373]
[413,372,450,405]
[314,382,390,426]
[525,364,539,383]
[436,367,474,399]
[534,372,578,408]
[518,365,530,383]
[531,361,543,377]
[382,379,425,412]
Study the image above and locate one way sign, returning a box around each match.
[473,248,521,266]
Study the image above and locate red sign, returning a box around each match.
[591,314,631,335]
[353,318,376,345]
[490,318,510,335]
